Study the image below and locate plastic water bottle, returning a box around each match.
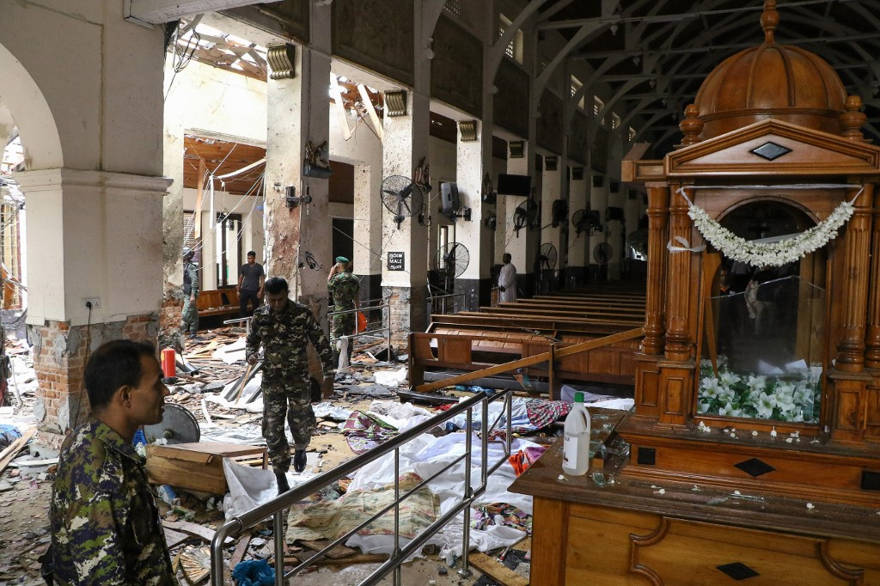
[562,391,591,475]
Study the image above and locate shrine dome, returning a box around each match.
[692,0,847,140]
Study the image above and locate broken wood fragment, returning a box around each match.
[469,552,529,586]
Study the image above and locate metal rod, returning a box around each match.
[394,447,401,586]
[386,301,391,355]
[273,511,284,586]
[481,400,489,488]
[459,409,473,578]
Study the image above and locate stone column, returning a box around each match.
[381,88,429,344]
[567,167,588,287]
[588,172,609,281]
[264,5,332,324]
[18,169,168,432]
[606,182,625,280]
[502,140,534,297]
[453,120,490,310]
[539,155,562,293]
[352,162,383,302]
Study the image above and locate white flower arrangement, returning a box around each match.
[697,358,821,423]
[686,199,855,267]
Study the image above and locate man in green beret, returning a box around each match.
[327,256,360,369]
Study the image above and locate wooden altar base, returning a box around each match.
[617,416,880,508]
[510,436,880,585]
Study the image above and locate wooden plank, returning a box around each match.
[299,539,358,559]
[0,428,36,474]
[229,532,251,569]
[469,552,530,586]
[163,520,233,545]
[415,327,642,392]
[164,527,191,549]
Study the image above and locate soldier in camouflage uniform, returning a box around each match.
[181,247,199,338]
[43,340,175,585]
[246,277,335,493]
[327,256,360,341]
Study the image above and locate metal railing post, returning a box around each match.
[274,510,285,586]
[459,407,473,578]
[393,447,401,585]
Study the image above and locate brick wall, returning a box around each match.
[30,313,158,433]
[158,287,184,353]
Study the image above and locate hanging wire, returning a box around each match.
[164,20,200,100]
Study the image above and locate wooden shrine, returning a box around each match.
[511,2,880,583]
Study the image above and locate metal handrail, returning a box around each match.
[210,389,514,585]
[427,292,466,316]
[328,299,392,354]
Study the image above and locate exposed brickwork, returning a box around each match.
[382,286,427,348]
[158,286,184,353]
[30,313,158,433]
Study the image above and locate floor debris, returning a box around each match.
[0,325,639,584]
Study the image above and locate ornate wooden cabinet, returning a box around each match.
[511,2,880,583]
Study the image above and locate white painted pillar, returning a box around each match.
[567,167,588,286]
[381,88,429,340]
[502,141,534,297]
[453,122,489,310]
[606,182,625,280]
[265,5,332,321]
[539,155,561,293]
[589,172,610,281]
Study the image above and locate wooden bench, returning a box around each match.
[409,289,647,393]
[196,288,239,319]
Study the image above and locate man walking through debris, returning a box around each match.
[43,340,176,585]
[327,256,360,369]
[238,250,265,317]
[246,277,335,493]
[181,247,200,339]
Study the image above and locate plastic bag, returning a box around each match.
[357,311,367,333]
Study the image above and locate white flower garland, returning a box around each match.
[677,187,861,267]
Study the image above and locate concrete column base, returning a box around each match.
[29,312,158,433]
[382,285,426,347]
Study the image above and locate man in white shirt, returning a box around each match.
[498,253,517,303]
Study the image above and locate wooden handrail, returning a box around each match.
[414,327,643,393]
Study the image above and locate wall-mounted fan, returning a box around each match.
[382,175,425,228]
[537,242,558,272]
[594,242,613,265]
[551,199,568,228]
[483,214,497,231]
[571,209,589,236]
[536,242,558,294]
[434,242,470,293]
[513,198,540,236]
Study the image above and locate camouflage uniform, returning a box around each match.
[43,420,176,585]
[246,299,334,473]
[328,271,360,341]
[181,259,199,336]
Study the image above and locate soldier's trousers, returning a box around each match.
[330,310,355,341]
[261,380,315,473]
[181,296,199,335]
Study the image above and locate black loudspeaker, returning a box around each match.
[440,182,460,215]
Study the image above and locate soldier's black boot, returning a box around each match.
[275,470,290,495]
[293,449,307,473]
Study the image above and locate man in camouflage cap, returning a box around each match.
[43,340,175,585]
[246,277,335,493]
[181,247,200,339]
[327,256,360,367]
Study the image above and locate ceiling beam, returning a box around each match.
[538,0,858,30]
[124,0,278,26]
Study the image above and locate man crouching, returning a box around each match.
[43,340,175,585]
